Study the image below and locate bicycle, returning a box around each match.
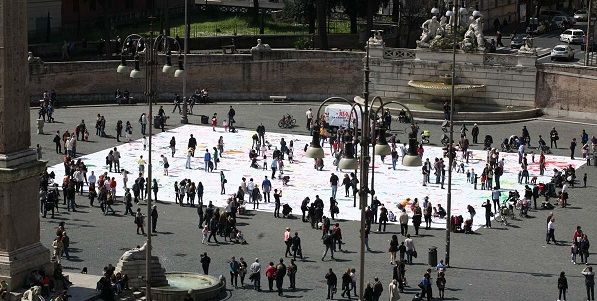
[278,114,296,128]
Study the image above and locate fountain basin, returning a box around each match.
[150,272,225,301]
[407,80,485,99]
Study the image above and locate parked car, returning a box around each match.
[574,10,589,21]
[552,15,575,29]
[560,29,585,44]
[510,34,530,48]
[551,45,575,61]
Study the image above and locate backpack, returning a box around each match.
[324,234,333,245]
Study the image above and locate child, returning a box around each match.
[531,152,535,163]
[201,225,209,244]
[571,243,578,264]
[288,148,294,163]
[211,113,218,131]
[83,129,89,141]
[143,136,147,151]
[223,119,228,132]
[584,173,587,187]
[480,174,487,190]
[262,155,268,170]
[466,169,471,183]
[278,159,284,176]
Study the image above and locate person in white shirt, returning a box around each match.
[88,171,96,190]
[547,217,557,244]
[247,178,255,203]
[250,258,261,291]
[121,169,128,189]
[399,210,409,236]
[404,234,415,264]
[305,108,313,131]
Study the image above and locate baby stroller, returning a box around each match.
[483,135,493,150]
[421,130,431,144]
[463,219,473,234]
[450,215,463,232]
[282,175,290,186]
[282,203,293,218]
[501,138,511,152]
[441,120,450,133]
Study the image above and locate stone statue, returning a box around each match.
[21,286,42,301]
[518,37,537,55]
[461,25,477,52]
[250,39,271,53]
[120,243,146,261]
[439,16,449,36]
[368,30,384,46]
[407,126,419,156]
[417,16,441,48]
[473,16,486,51]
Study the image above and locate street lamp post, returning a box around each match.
[445,0,460,267]
[115,19,183,300]
[180,0,189,124]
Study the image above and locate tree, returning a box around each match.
[341,0,359,34]
[317,0,329,49]
[398,0,431,47]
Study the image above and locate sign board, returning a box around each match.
[324,104,363,129]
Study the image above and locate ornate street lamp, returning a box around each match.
[115,20,182,301]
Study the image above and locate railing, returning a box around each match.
[383,48,415,60]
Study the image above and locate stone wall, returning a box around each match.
[369,46,537,108]
[28,50,364,104]
[536,64,597,120]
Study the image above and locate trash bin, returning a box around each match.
[428,246,437,267]
[153,115,161,129]
[200,115,209,125]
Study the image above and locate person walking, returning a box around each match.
[557,271,568,301]
[207,216,219,243]
[583,266,595,301]
[250,258,261,291]
[306,108,313,131]
[275,258,286,296]
[134,208,145,235]
[372,277,384,301]
[405,235,415,264]
[169,137,176,157]
[284,227,292,257]
[389,278,400,301]
[378,204,388,232]
[341,269,352,299]
[291,232,303,260]
[325,268,337,300]
[287,259,297,291]
[220,171,226,195]
[437,270,446,299]
[547,217,557,244]
[389,235,399,264]
[200,252,211,275]
[322,230,335,261]
[330,173,339,199]
[229,257,240,288]
[399,210,408,236]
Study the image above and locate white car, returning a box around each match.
[560,29,585,44]
[550,45,575,61]
[574,10,588,21]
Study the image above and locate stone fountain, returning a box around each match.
[116,244,225,301]
[407,74,485,101]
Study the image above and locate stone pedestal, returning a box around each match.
[0,151,51,290]
[0,0,52,290]
[36,119,44,134]
[115,244,168,289]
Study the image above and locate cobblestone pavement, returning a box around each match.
[33,102,597,301]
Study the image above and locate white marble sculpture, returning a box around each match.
[368,30,384,46]
[251,39,271,52]
[518,37,537,55]
[417,16,441,48]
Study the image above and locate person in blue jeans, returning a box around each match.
[229,256,240,288]
[203,149,211,172]
[329,173,339,199]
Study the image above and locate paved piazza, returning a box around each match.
[34,104,597,301]
[48,124,583,231]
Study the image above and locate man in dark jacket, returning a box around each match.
[325,268,337,299]
[200,252,211,274]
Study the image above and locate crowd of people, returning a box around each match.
[25,95,597,301]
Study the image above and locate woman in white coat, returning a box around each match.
[389,279,400,300]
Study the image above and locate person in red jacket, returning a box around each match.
[265,262,277,292]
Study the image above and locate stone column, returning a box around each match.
[0,0,51,290]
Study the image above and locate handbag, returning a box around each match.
[412,250,418,258]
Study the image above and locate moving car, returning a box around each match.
[560,29,585,44]
[550,45,575,61]
[510,34,530,49]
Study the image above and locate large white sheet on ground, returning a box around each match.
[48,125,584,230]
